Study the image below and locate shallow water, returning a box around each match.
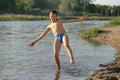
[0,21,116,80]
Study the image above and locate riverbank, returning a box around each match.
[0,14,49,21]
[87,25,120,80]
[0,14,114,21]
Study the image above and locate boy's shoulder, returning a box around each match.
[46,23,53,29]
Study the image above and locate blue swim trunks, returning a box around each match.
[55,33,65,43]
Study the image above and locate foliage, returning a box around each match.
[104,17,120,27]
[80,27,105,39]
[0,0,120,16]
[108,17,120,26]
[15,0,34,14]
[58,0,78,15]
[88,16,114,20]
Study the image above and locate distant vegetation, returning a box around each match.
[0,0,120,16]
[0,14,49,21]
[0,14,116,21]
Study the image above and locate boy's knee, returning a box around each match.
[64,44,70,49]
[54,52,59,57]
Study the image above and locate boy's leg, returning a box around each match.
[62,35,75,64]
[53,40,62,70]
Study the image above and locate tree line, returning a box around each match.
[0,0,120,16]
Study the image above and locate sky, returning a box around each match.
[92,0,120,6]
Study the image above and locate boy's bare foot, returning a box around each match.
[70,59,75,64]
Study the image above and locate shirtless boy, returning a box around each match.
[28,10,87,70]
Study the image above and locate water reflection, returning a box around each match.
[54,71,61,80]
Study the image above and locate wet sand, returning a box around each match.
[87,25,120,80]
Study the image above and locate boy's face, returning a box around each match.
[49,13,58,22]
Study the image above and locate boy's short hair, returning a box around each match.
[50,10,58,15]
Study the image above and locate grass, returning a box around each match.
[80,16,120,40]
[104,16,120,27]
[0,14,49,21]
[60,16,78,20]
[0,14,115,21]
[87,16,114,20]
[80,27,107,40]
[60,16,114,20]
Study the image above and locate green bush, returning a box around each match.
[80,27,105,39]
[104,17,120,27]
[32,8,41,13]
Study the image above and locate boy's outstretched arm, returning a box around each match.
[61,15,87,23]
[28,26,50,47]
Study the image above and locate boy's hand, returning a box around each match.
[80,16,87,21]
[28,41,36,47]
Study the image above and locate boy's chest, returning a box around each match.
[52,23,61,29]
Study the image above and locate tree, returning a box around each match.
[47,0,60,10]
[79,0,94,15]
[15,0,34,14]
[58,0,78,15]
[0,0,16,13]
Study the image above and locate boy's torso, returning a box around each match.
[49,21,65,36]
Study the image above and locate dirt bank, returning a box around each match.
[87,25,120,80]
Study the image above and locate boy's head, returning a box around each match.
[49,10,58,22]
[50,10,58,15]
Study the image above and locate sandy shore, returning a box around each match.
[87,25,120,80]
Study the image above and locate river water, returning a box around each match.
[0,20,116,80]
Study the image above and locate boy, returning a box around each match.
[28,10,87,70]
